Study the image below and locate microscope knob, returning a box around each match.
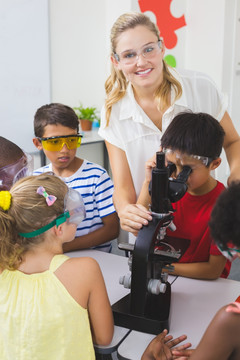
[148,279,167,295]
[119,274,131,289]
[161,273,168,282]
[128,255,133,271]
[168,221,176,232]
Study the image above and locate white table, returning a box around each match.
[117,276,240,360]
[65,250,240,359]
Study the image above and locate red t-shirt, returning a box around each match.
[166,181,231,278]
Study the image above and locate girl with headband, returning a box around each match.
[0,173,113,360]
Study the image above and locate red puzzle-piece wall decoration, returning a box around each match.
[138,0,186,49]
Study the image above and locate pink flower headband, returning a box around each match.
[37,186,57,206]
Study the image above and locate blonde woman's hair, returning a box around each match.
[0,174,68,270]
[104,12,182,125]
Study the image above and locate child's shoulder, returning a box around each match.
[200,180,225,198]
[202,181,225,203]
[63,256,101,276]
[33,163,52,175]
[83,159,105,171]
[213,180,225,197]
[81,159,110,177]
[214,304,240,330]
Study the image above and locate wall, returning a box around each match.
[184,0,225,88]
[0,0,50,153]
[49,0,238,116]
[184,0,239,183]
[49,0,131,110]
[49,0,105,109]
[223,0,240,133]
[47,0,133,171]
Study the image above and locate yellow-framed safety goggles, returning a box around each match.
[39,134,83,151]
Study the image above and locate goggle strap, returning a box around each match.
[19,211,70,238]
[56,211,70,226]
[226,249,234,258]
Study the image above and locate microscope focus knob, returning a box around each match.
[161,273,168,282]
[119,274,131,289]
[148,279,167,295]
[128,255,133,271]
[168,221,176,232]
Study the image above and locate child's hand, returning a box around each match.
[141,329,191,360]
[172,348,194,359]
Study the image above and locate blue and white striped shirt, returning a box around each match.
[33,160,116,252]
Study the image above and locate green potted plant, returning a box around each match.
[73,103,100,131]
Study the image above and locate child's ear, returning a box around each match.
[210,157,221,170]
[33,137,43,150]
[53,224,63,237]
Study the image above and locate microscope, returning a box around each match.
[112,151,191,335]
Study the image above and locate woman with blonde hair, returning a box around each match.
[0,174,113,359]
[99,11,240,236]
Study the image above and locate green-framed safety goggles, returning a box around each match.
[19,212,70,238]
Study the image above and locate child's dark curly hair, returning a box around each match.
[209,182,240,250]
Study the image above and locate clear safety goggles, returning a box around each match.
[19,188,86,238]
[162,148,214,168]
[0,153,33,191]
[218,243,240,262]
[39,134,82,152]
[114,40,162,65]
[64,187,86,226]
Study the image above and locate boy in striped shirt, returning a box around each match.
[33,103,119,252]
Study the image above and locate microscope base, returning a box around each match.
[112,283,170,335]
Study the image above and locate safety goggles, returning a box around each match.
[38,134,82,151]
[162,148,214,168]
[114,40,162,65]
[64,188,86,226]
[218,243,240,262]
[19,187,86,238]
[0,153,33,191]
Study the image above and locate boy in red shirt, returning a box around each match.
[138,112,230,279]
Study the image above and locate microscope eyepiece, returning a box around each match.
[150,152,173,214]
[156,152,165,169]
[149,153,192,207]
[176,165,192,183]
[168,165,192,202]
